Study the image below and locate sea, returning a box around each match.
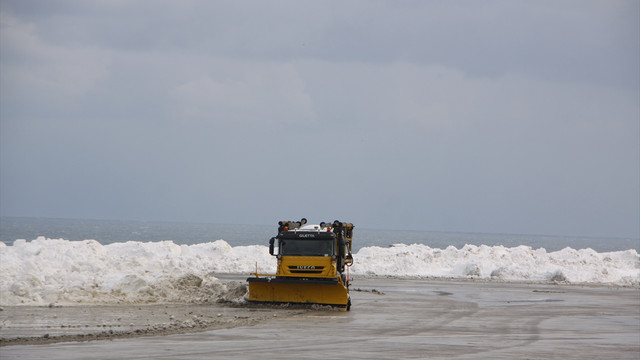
[1,216,638,252]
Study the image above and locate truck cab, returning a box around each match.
[270,220,353,280]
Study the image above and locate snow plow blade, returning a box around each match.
[247,277,350,310]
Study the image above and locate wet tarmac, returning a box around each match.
[2,277,639,359]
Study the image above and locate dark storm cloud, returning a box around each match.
[1,0,638,238]
[5,1,637,87]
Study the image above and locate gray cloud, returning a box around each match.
[1,0,638,238]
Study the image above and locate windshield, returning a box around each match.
[280,239,334,256]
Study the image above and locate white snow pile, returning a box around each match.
[351,243,640,286]
[1,238,638,306]
[0,238,269,306]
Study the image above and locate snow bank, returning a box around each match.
[1,238,638,306]
[351,243,640,285]
[0,237,269,306]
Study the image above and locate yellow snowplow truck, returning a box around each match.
[247,218,354,310]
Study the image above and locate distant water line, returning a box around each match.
[1,217,638,252]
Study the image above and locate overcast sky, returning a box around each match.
[1,0,638,238]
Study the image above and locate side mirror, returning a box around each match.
[269,237,277,256]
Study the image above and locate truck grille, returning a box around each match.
[288,266,324,274]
